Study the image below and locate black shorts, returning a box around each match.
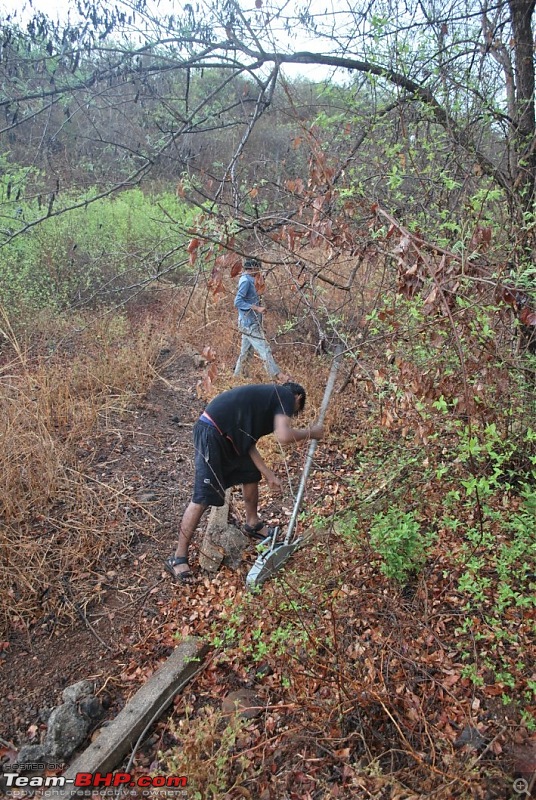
[192,420,261,506]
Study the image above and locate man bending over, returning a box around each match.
[165,381,322,582]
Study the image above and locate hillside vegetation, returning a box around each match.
[0,0,535,796]
[0,261,534,797]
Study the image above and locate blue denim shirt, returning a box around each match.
[234,273,261,329]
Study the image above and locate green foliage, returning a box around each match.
[456,423,536,496]
[368,507,435,583]
[211,592,311,666]
[0,186,196,313]
[453,477,535,708]
[311,75,508,247]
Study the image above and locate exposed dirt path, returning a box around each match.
[0,347,246,754]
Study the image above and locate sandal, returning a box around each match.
[164,555,194,583]
[243,522,278,541]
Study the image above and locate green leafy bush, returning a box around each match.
[369,508,435,583]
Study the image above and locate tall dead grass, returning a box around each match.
[0,304,165,633]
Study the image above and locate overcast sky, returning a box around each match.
[0,0,347,82]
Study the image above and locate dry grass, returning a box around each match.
[150,263,534,798]
[1,259,532,641]
[0,304,165,633]
[1,263,532,796]
[0,269,347,633]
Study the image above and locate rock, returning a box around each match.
[16,743,49,764]
[513,739,536,781]
[62,680,94,704]
[198,539,225,573]
[39,707,54,724]
[138,492,158,503]
[218,527,248,569]
[222,689,263,720]
[253,662,274,681]
[454,726,486,751]
[44,703,90,759]
[14,683,98,766]
[79,696,103,720]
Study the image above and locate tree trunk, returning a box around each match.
[508,0,536,214]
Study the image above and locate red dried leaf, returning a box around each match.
[482,683,504,696]
[497,285,517,308]
[230,259,242,277]
[0,745,17,762]
[471,225,492,251]
[202,346,216,361]
[520,307,536,326]
[423,285,438,306]
[214,252,242,278]
[207,267,225,296]
[286,178,305,195]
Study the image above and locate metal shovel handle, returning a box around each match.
[284,346,344,544]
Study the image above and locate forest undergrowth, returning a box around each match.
[0,271,535,799]
[156,334,535,799]
[0,303,166,633]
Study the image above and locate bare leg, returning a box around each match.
[242,482,261,529]
[171,501,208,577]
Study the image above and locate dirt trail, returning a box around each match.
[0,348,229,750]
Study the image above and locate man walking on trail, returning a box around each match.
[233,257,289,383]
[164,382,323,582]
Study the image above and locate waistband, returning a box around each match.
[199,412,240,455]
[199,411,222,434]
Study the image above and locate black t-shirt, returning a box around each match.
[204,384,295,455]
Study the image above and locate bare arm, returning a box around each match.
[249,445,282,493]
[273,414,324,445]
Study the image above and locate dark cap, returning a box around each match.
[243,258,261,271]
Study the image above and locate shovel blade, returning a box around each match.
[246,540,302,590]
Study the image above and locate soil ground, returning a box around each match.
[0,347,255,757]
[1,339,533,799]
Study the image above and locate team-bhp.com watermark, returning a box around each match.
[2,770,188,797]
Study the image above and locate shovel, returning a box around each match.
[246,346,344,589]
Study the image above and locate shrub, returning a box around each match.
[369,507,435,583]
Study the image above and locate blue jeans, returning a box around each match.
[234,323,280,379]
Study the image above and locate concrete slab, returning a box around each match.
[200,490,247,572]
[46,637,208,798]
